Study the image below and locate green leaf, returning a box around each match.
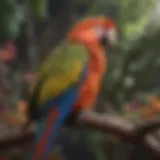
[30,0,47,19]
[0,0,23,43]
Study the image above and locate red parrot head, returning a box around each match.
[68,17,117,48]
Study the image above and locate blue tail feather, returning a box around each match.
[27,85,79,160]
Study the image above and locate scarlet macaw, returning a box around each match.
[26,17,116,160]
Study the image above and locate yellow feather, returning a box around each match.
[29,42,88,106]
[39,61,82,104]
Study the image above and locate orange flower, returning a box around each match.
[142,106,154,119]
[149,96,160,112]
[0,48,15,61]
[153,100,160,112]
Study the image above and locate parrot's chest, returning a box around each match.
[73,53,106,111]
[73,70,105,111]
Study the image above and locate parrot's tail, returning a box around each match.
[27,107,58,160]
[27,85,79,160]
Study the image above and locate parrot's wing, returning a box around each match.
[28,42,88,119]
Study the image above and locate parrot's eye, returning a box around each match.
[93,25,109,50]
[92,25,117,51]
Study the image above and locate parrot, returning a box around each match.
[26,17,117,160]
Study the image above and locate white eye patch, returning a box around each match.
[93,25,104,38]
[105,28,117,45]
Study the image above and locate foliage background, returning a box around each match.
[0,0,160,159]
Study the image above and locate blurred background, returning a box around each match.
[0,0,160,159]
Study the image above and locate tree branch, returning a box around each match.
[0,111,160,158]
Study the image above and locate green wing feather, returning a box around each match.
[29,41,88,106]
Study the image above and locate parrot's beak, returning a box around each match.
[100,28,117,53]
